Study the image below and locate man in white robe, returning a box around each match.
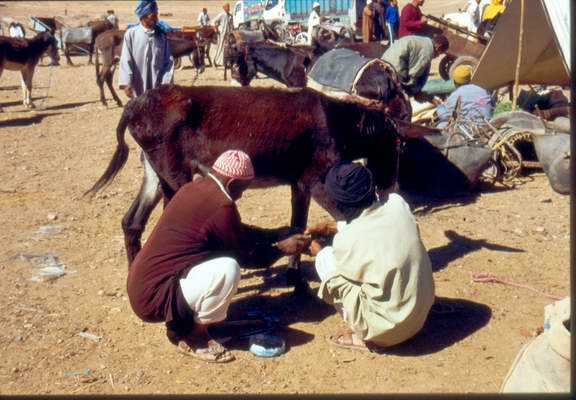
[118,0,173,98]
[306,162,435,351]
[307,2,322,45]
[213,3,234,68]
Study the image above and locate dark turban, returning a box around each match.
[325,162,375,207]
[135,0,158,19]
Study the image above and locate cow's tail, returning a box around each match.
[83,106,132,197]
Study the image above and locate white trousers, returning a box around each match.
[179,257,241,325]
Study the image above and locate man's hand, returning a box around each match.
[421,16,428,25]
[123,86,134,98]
[274,234,312,255]
[308,239,324,257]
[306,220,337,238]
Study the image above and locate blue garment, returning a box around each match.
[386,5,399,26]
[135,0,158,19]
[436,84,493,128]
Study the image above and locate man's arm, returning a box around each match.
[206,206,309,268]
[118,30,134,96]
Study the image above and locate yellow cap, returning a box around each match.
[452,65,472,85]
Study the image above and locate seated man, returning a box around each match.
[127,150,310,363]
[435,65,493,129]
[381,34,449,98]
[306,162,435,351]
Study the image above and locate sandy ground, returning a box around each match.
[0,0,570,395]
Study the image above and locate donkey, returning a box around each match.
[0,32,60,110]
[60,19,116,66]
[85,84,439,289]
[95,30,205,107]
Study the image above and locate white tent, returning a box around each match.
[471,0,571,90]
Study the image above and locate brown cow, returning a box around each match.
[94,30,206,107]
[85,84,438,288]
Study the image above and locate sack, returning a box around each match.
[500,297,570,393]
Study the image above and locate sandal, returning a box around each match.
[328,331,370,352]
[178,339,235,363]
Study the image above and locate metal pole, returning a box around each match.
[511,0,525,110]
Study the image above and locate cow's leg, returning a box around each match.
[122,154,162,265]
[20,66,34,109]
[286,183,311,293]
[88,37,95,65]
[105,66,123,107]
[97,67,107,107]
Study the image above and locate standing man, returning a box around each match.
[307,2,322,45]
[381,34,449,97]
[305,162,435,351]
[198,7,210,27]
[399,0,427,38]
[213,3,234,67]
[127,150,311,363]
[372,0,387,41]
[435,65,494,129]
[118,0,173,99]
[385,0,399,43]
[362,0,374,43]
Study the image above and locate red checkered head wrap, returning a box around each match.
[212,150,255,180]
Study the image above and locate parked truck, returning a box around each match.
[265,0,367,41]
[233,0,367,42]
[232,0,266,30]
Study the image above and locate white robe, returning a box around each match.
[307,10,321,45]
[118,24,174,97]
[213,11,233,66]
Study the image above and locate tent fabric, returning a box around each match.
[471,0,571,90]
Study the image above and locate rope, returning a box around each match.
[37,63,55,110]
[471,272,563,301]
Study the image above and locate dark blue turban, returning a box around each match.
[325,162,375,207]
[135,0,158,19]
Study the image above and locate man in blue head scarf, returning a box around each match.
[118,0,173,98]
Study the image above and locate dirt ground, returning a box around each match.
[0,1,570,395]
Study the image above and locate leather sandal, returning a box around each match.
[328,331,370,352]
[178,339,235,363]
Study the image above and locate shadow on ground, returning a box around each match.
[380,296,492,356]
[0,112,61,128]
[429,230,525,272]
[0,96,47,109]
[211,289,333,352]
[43,100,100,111]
